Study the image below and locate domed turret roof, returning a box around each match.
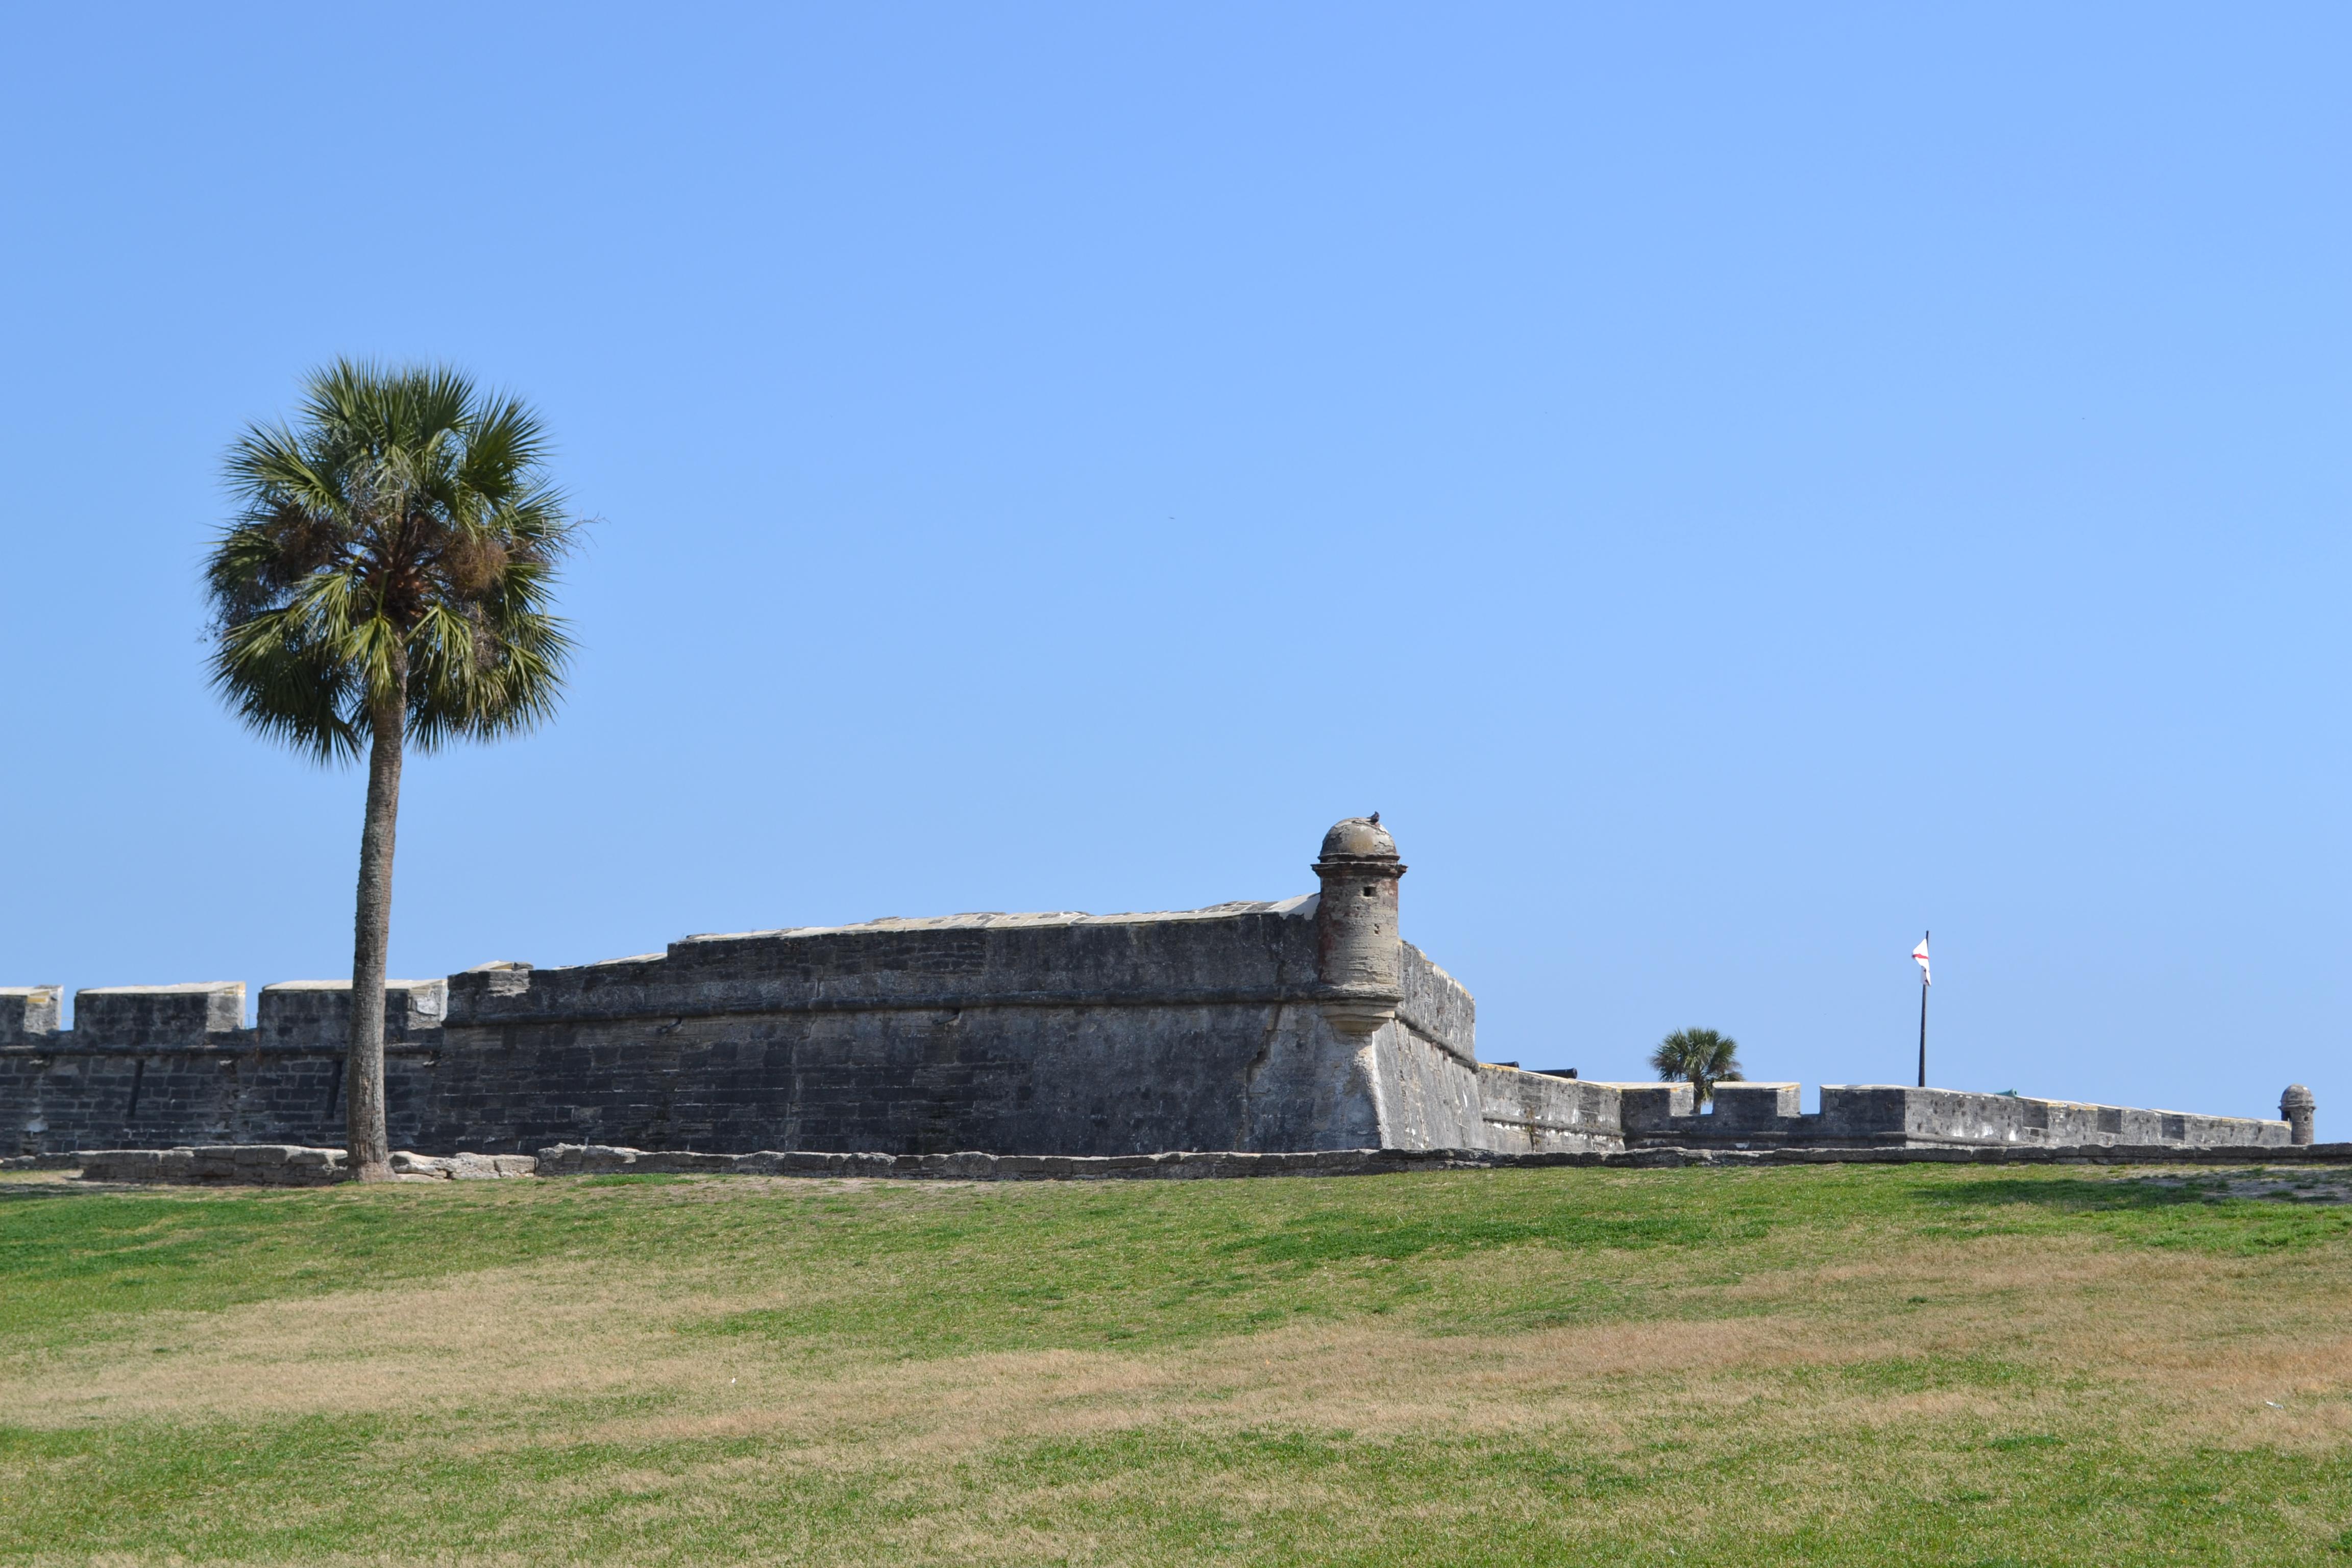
[1318,816,1396,861]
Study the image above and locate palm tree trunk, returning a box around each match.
[346,651,407,1182]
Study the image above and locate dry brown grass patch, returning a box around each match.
[7,1192,2349,1500]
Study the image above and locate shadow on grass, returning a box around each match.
[1925,1178,2215,1215]
[0,1180,120,1205]
[1919,1174,2352,1254]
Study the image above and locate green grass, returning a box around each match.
[3,1164,2349,1564]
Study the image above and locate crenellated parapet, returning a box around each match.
[1603,1082,2295,1151]
[3,981,447,1054]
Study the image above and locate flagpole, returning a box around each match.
[1916,928,1929,1089]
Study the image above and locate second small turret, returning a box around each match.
[2283,1084,2316,1146]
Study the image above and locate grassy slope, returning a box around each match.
[3,1164,2350,1566]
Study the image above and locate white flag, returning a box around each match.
[1912,937,1931,986]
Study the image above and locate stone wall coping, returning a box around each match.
[666,895,1317,949]
[60,1145,536,1183]
[437,985,1387,1029]
[76,982,243,996]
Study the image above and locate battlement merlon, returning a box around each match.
[258,981,447,1048]
[1706,1082,1801,1132]
[75,983,245,1047]
[0,987,63,1044]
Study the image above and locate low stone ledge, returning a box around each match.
[0,1152,85,1171]
[533,1141,2352,1180]
[389,1151,540,1180]
[531,1143,1480,1180]
[79,1145,341,1185]
[75,1146,536,1184]
[49,1140,2352,1186]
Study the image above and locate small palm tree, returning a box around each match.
[205,361,580,1180]
[1650,1026,1744,1105]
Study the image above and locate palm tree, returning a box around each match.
[1650,1026,1744,1106]
[204,362,580,1180]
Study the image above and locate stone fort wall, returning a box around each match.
[0,819,2297,1158]
[0,903,1548,1158]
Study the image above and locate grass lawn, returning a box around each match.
[5,1162,2352,1565]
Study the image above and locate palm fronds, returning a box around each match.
[1650,1027,1745,1105]
[204,360,582,755]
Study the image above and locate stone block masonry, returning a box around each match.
[0,979,446,1155]
[0,819,2305,1159]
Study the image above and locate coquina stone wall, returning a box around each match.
[3,820,1606,1157]
[0,819,2299,1158]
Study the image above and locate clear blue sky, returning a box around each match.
[3,3,2343,1122]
